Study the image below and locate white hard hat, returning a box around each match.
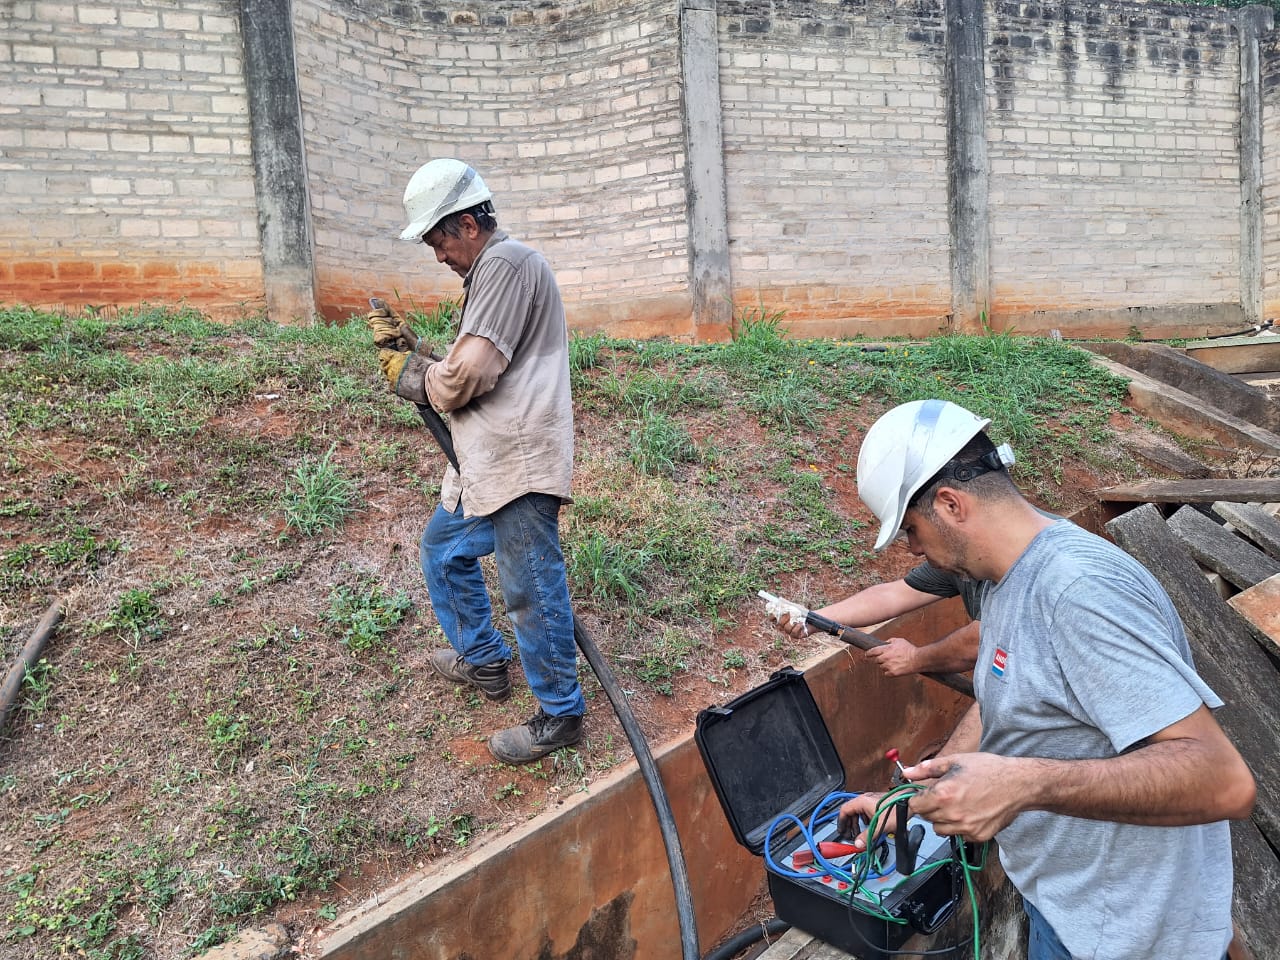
[399,159,493,241]
[857,399,991,551]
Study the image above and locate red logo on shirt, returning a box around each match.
[991,647,1008,678]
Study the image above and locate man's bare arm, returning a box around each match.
[905,705,1256,841]
[778,579,941,639]
[865,620,980,676]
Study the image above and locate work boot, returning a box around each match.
[430,650,512,702]
[489,710,583,764]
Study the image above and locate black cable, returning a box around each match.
[700,918,792,960]
[574,615,701,960]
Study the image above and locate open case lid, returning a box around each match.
[694,667,844,855]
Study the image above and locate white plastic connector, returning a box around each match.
[757,590,808,624]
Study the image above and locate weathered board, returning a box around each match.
[1119,437,1217,480]
[1184,335,1280,375]
[1107,504,1280,853]
[1097,480,1280,504]
[1167,506,1280,590]
[1228,817,1280,959]
[1213,502,1280,561]
[1228,575,1280,651]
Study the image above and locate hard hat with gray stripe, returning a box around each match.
[856,399,993,551]
[399,159,494,241]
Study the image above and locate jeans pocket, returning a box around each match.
[530,492,564,520]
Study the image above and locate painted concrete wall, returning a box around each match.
[1264,28,1280,321]
[293,0,692,335]
[0,0,264,315]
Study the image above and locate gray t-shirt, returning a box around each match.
[440,231,574,517]
[977,521,1231,960]
[903,562,986,620]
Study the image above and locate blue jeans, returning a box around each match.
[1025,899,1072,960]
[421,493,585,717]
[1025,899,1228,960]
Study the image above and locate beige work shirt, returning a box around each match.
[423,231,574,517]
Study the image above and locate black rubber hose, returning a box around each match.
[701,918,792,960]
[572,615,700,960]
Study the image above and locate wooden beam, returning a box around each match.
[1106,505,1280,852]
[1096,479,1280,504]
[1228,575,1280,652]
[1213,502,1280,561]
[1229,816,1280,959]
[1167,506,1280,590]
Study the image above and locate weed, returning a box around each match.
[628,405,697,476]
[494,781,524,801]
[205,710,252,763]
[722,649,748,670]
[283,444,358,536]
[567,531,648,603]
[569,331,607,374]
[635,629,697,692]
[323,579,413,653]
[108,588,166,647]
[20,657,58,716]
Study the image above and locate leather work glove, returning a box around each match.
[377,348,431,406]
[366,304,406,350]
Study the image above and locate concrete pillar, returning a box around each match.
[679,0,733,342]
[1238,6,1273,328]
[945,0,991,334]
[239,0,318,324]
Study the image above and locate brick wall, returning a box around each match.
[0,0,264,315]
[985,1,1242,336]
[1264,29,1280,322]
[718,0,953,338]
[2,0,1275,338]
[294,0,691,335]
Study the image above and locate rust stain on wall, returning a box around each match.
[0,258,265,319]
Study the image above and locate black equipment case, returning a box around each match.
[694,668,960,956]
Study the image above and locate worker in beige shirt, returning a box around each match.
[368,158,585,764]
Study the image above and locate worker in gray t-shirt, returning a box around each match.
[839,399,1254,960]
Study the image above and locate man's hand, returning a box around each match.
[836,792,884,849]
[366,304,405,349]
[377,348,431,406]
[777,612,811,640]
[902,753,1025,842]
[864,636,919,677]
[378,348,410,388]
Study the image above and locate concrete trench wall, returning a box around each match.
[317,600,1003,960]
[1,0,1277,337]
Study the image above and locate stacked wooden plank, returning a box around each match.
[1101,483,1280,959]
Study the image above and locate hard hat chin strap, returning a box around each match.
[935,442,1015,484]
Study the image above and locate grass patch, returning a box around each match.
[283,445,358,536]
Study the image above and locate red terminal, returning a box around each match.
[886,747,910,781]
[793,840,860,868]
